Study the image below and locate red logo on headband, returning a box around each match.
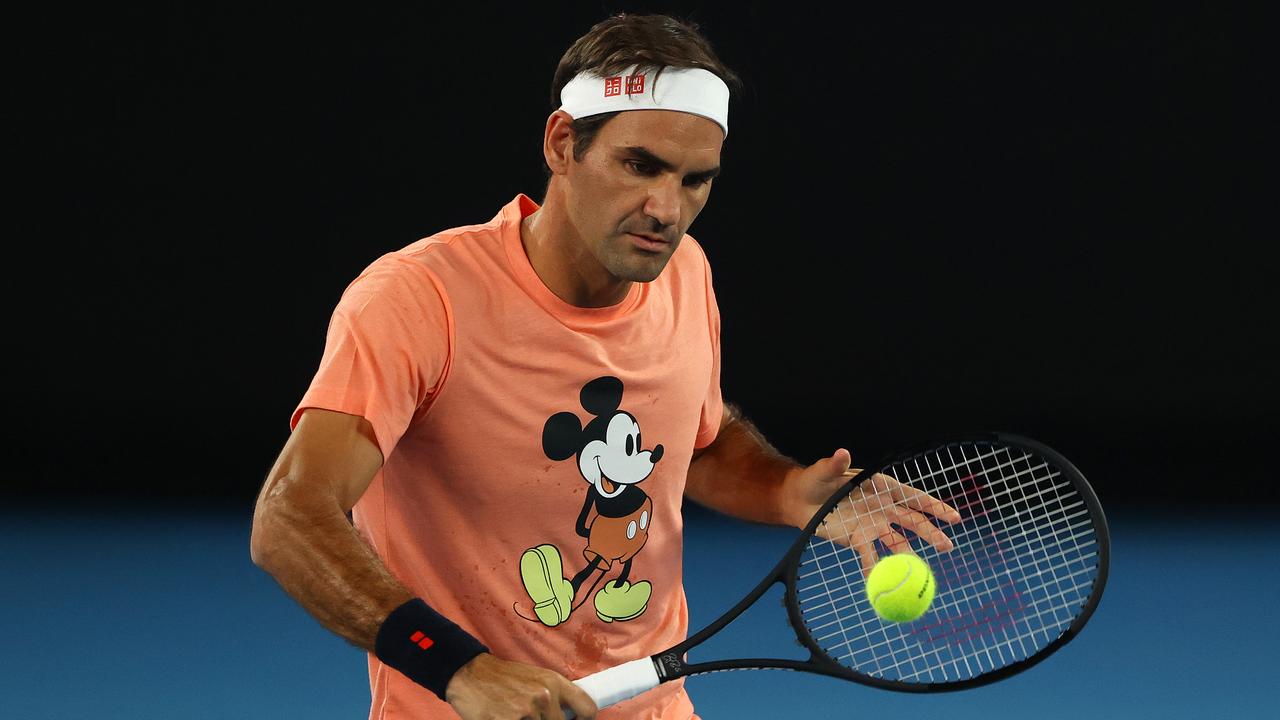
[604,74,646,98]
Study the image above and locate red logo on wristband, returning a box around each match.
[409,631,434,650]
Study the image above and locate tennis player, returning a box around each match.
[251,13,960,720]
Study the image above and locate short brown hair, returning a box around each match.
[549,13,742,164]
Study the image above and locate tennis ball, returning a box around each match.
[866,553,936,623]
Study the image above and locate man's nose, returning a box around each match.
[644,178,681,229]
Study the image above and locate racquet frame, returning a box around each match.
[652,432,1110,693]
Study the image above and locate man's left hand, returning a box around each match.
[780,449,963,576]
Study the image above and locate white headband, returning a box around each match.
[558,66,730,138]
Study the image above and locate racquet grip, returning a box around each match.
[566,657,661,718]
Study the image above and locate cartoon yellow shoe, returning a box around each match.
[593,580,651,623]
[520,545,575,627]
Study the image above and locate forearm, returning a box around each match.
[683,404,803,527]
[251,482,414,651]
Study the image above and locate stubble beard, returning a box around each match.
[600,234,678,283]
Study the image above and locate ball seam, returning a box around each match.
[870,562,914,605]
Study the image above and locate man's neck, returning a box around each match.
[520,197,631,308]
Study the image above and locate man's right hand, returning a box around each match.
[446,653,598,720]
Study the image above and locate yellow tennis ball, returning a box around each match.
[866,553,936,623]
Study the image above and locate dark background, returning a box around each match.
[11,4,1272,509]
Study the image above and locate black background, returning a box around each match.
[11,4,1273,509]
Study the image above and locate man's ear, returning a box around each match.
[543,110,576,176]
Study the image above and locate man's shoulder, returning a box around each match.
[333,199,522,319]
[395,215,507,267]
[677,231,708,260]
[667,232,714,287]
[347,213,510,299]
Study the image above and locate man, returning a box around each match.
[251,14,959,720]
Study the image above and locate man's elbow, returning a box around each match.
[249,474,341,570]
[249,481,289,570]
[249,506,275,570]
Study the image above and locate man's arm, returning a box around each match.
[250,408,411,644]
[250,408,596,719]
[684,402,821,528]
[684,402,964,573]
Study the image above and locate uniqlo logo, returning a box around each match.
[409,631,434,650]
[604,77,622,97]
[625,74,645,95]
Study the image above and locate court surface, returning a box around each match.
[2,504,1273,718]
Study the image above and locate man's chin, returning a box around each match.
[619,243,679,281]
[614,256,670,283]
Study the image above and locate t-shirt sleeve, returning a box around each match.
[290,255,453,459]
[694,254,724,450]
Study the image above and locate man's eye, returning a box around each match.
[626,160,656,175]
[685,176,713,187]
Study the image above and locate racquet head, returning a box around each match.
[785,433,1109,690]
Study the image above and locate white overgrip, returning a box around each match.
[567,657,661,717]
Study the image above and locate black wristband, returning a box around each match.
[374,598,489,699]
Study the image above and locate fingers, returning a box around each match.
[557,675,598,720]
[815,505,877,576]
[849,480,958,553]
[866,472,961,524]
[888,505,955,553]
[820,476,961,574]
[446,653,595,720]
[877,527,913,555]
[856,540,878,577]
[529,686,562,720]
[897,484,963,524]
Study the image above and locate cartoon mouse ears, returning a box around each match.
[542,376,625,461]
[542,412,582,460]
[580,376,623,416]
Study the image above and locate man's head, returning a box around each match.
[540,14,741,284]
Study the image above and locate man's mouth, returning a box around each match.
[627,233,670,252]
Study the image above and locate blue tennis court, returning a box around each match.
[2,504,1272,718]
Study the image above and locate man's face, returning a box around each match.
[563,110,723,283]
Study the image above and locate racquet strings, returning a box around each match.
[794,442,1102,684]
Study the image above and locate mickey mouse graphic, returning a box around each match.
[518,376,663,627]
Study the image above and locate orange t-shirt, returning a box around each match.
[292,194,723,719]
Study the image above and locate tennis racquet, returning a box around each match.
[567,433,1109,714]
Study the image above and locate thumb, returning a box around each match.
[816,448,852,480]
